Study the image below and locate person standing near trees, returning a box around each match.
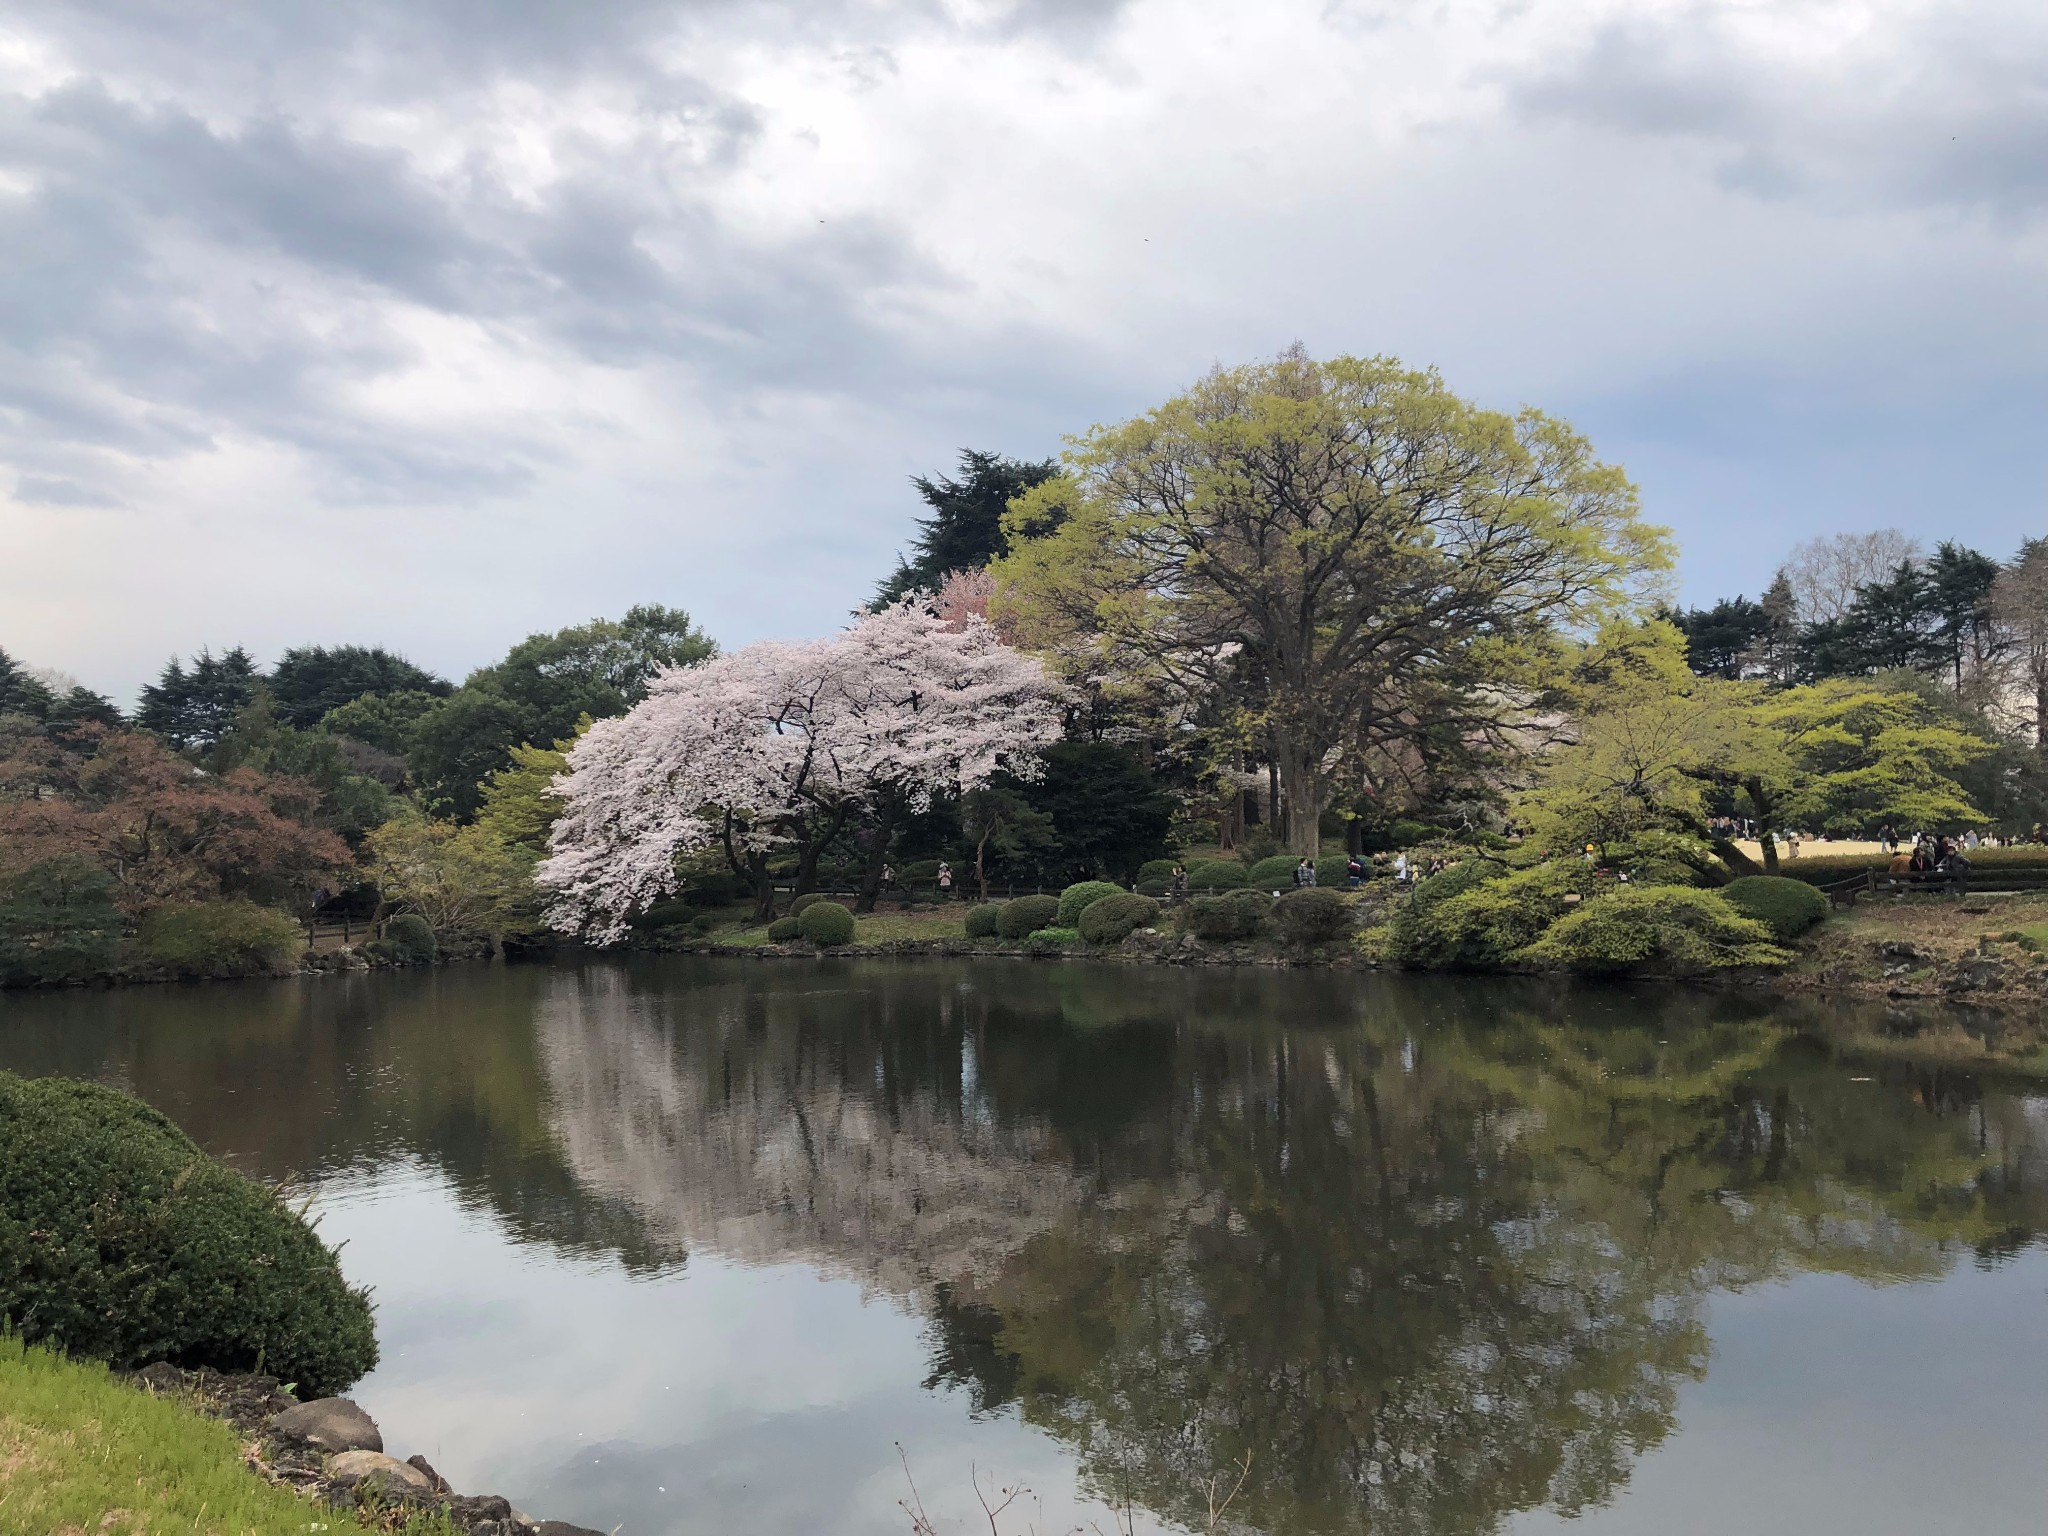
[1295,857,1315,887]
[936,862,953,899]
[1170,863,1188,902]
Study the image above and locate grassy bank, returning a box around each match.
[0,1338,411,1536]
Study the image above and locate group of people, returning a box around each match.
[1885,834,1973,879]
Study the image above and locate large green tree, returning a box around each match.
[994,351,1671,855]
[135,647,262,751]
[269,645,450,729]
[875,449,1060,605]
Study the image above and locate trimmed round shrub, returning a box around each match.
[1180,889,1272,942]
[789,892,832,916]
[1023,926,1081,954]
[1720,875,1829,940]
[1315,855,1351,889]
[797,901,855,946]
[1244,855,1299,888]
[1137,859,1179,885]
[383,913,436,964]
[1135,878,1170,898]
[1185,859,1249,892]
[1056,881,1124,929]
[0,1072,377,1395]
[1517,887,1787,974]
[1079,892,1162,945]
[1275,887,1352,944]
[964,904,1003,939]
[1391,862,1588,970]
[134,901,303,980]
[1384,858,1509,966]
[767,916,803,941]
[998,894,1061,938]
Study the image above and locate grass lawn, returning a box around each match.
[0,1338,434,1536]
[703,904,972,946]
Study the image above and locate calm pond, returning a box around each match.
[3,957,2046,1535]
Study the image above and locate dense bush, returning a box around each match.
[1517,887,1787,974]
[1245,855,1300,888]
[1023,926,1081,954]
[997,894,1061,938]
[1180,889,1272,942]
[1079,893,1161,945]
[1720,875,1830,939]
[797,901,855,946]
[899,860,942,883]
[767,916,803,941]
[1056,881,1124,928]
[133,902,303,980]
[1275,888,1352,944]
[1185,859,1249,891]
[1135,878,1171,898]
[790,892,832,916]
[681,870,747,907]
[964,904,1003,939]
[0,857,122,987]
[1137,859,1179,885]
[383,913,437,964]
[1382,858,1508,966]
[1393,863,1589,970]
[0,1072,377,1395]
[1315,854,1352,889]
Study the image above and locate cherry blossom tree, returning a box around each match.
[540,601,1062,935]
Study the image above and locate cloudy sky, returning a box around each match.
[4,0,2045,701]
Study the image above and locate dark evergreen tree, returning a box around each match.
[1669,597,1770,679]
[875,449,1060,604]
[270,645,451,729]
[0,647,54,721]
[1925,541,2004,690]
[1009,741,1174,883]
[44,685,123,732]
[135,647,263,751]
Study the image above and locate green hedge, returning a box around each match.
[1765,846,2048,885]
[1023,927,1081,954]
[767,916,803,941]
[1185,859,1248,891]
[964,904,1002,939]
[133,902,302,981]
[1275,888,1352,943]
[1056,881,1124,928]
[1137,859,1179,885]
[1244,856,1300,888]
[1720,876,1829,939]
[1180,890,1271,942]
[1383,859,1508,967]
[0,1073,377,1395]
[1394,863,1591,971]
[1079,893,1161,945]
[797,902,855,946]
[789,892,832,916]
[1517,887,1787,974]
[383,913,436,964]
[998,894,1060,938]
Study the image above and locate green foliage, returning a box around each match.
[1010,741,1175,882]
[134,647,261,751]
[0,858,122,986]
[1078,893,1161,945]
[362,815,538,938]
[0,1072,377,1394]
[964,903,1003,939]
[876,449,1062,605]
[1383,858,1508,965]
[1056,880,1124,929]
[1395,863,1592,971]
[1274,887,1352,944]
[1137,859,1178,884]
[790,892,832,916]
[318,689,444,757]
[382,913,437,964]
[1135,878,1170,897]
[797,901,855,946]
[269,645,449,730]
[767,916,803,941]
[1023,926,1081,954]
[474,731,580,852]
[1516,887,1788,974]
[1244,855,1300,888]
[998,894,1061,938]
[1180,889,1272,942]
[133,901,302,980]
[1719,876,1829,940]
[1185,858,1249,891]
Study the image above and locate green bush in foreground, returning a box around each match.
[797,901,855,946]
[1275,887,1352,944]
[133,901,303,980]
[1383,858,1508,967]
[767,915,803,942]
[0,1073,377,1395]
[383,912,437,964]
[1397,862,1591,971]
[964,904,1003,939]
[1720,875,1830,939]
[1185,858,1249,891]
[1056,881,1124,929]
[1516,887,1787,974]
[1244,855,1300,888]
[0,1337,405,1535]
[997,894,1061,938]
[1180,889,1272,942]
[1023,927,1081,954]
[1079,892,1161,945]
[790,892,831,916]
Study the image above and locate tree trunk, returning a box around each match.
[975,827,992,902]
[1276,742,1327,858]
[792,806,845,900]
[1744,776,1780,874]
[855,796,900,914]
[748,855,775,922]
[1709,837,1763,879]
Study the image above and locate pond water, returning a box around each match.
[3,957,2046,1535]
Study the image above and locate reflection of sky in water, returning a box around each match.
[314,1164,1130,1536]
